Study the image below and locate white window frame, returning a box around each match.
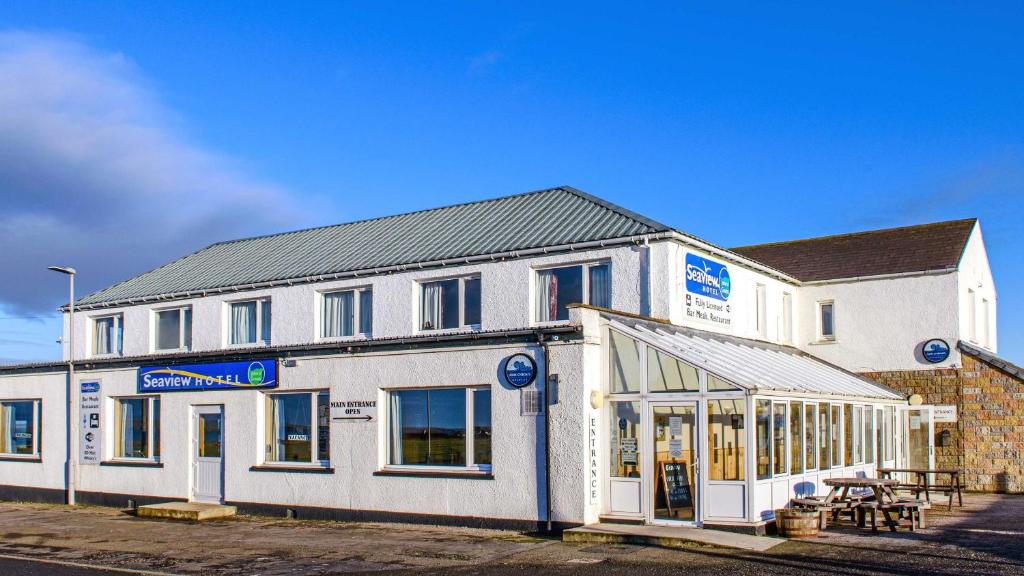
[804,402,818,472]
[384,386,491,473]
[755,284,767,338]
[817,300,836,342]
[91,314,124,357]
[318,287,373,340]
[533,260,611,325]
[781,292,793,344]
[226,297,271,347]
[980,297,990,347]
[0,399,41,457]
[967,288,977,343]
[418,276,481,332]
[264,390,330,467]
[113,395,160,462]
[153,305,192,352]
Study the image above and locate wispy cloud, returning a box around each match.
[0,31,310,314]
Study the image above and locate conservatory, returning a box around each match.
[597,314,909,532]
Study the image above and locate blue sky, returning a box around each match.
[0,2,1021,363]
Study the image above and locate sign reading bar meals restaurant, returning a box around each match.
[137,359,278,393]
[684,252,732,329]
[79,381,101,464]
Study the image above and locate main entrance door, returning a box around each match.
[649,403,699,525]
[905,406,934,470]
[192,405,224,503]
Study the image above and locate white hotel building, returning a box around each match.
[0,187,1005,533]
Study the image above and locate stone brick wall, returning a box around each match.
[862,354,1023,493]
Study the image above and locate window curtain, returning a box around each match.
[0,403,13,453]
[120,400,135,458]
[536,270,557,322]
[260,300,272,342]
[421,283,442,330]
[389,393,403,464]
[322,291,354,338]
[359,290,373,334]
[272,396,284,461]
[231,302,256,344]
[95,318,111,354]
[589,264,611,308]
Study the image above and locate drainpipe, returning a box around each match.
[537,331,553,532]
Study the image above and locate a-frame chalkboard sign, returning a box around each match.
[656,461,693,516]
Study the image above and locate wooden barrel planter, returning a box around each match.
[774,508,820,538]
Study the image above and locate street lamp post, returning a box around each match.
[48,266,76,506]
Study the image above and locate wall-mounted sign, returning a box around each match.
[330,399,377,422]
[921,339,951,363]
[503,353,537,388]
[619,437,638,465]
[137,360,278,393]
[79,381,101,464]
[684,253,732,328]
[933,405,958,423]
[588,413,600,505]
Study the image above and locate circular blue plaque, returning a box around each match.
[922,339,951,363]
[504,353,537,388]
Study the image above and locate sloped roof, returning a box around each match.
[731,219,976,282]
[959,341,1024,380]
[607,314,904,400]
[76,186,671,308]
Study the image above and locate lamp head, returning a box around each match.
[48,265,76,275]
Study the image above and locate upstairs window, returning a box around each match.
[781,292,793,343]
[420,277,480,331]
[0,400,40,457]
[229,298,271,345]
[755,284,767,338]
[321,288,372,338]
[155,307,192,351]
[93,314,123,356]
[967,288,977,342]
[536,262,610,323]
[818,301,835,341]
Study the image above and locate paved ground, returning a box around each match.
[0,494,1021,575]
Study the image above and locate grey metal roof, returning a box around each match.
[606,314,904,400]
[75,186,671,309]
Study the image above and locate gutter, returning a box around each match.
[64,232,677,312]
[667,232,801,285]
[800,267,956,286]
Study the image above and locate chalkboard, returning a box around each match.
[659,462,693,513]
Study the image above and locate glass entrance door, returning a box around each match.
[905,407,934,470]
[650,403,698,524]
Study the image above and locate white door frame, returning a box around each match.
[191,405,224,504]
[644,399,701,527]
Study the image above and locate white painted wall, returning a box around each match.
[0,370,67,492]
[958,224,998,352]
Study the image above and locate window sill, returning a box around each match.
[152,347,191,354]
[0,455,41,463]
[91,353,123,360]
[100,460,163,468]
[250,464,334,474]
[226,341,270,350]
[416,326,481,336]
[374,468,493,480]
[809,339,838,346]
[318,334,372,344]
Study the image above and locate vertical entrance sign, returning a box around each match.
[588,412,599,504]
[79,381,101,464]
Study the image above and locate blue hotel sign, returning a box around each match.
[685,253,731,301]
[138,359,278,393]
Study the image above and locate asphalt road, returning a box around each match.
[0,557,136,576]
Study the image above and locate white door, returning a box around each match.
[192,405,224,503]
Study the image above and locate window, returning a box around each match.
[755,284,767,338]
[756,399,771,479]
[321,288,372,338]
[647,347,699,393]
[707,374,740,391]
[818,404,829,469]
[0,400,40,456]
[830,404,841,467]
[967,288,976,342]
[265,392,329,464]
[804,403,817,471]
[865,407,875,465]
[781,292,793,343]
[115,397,160,460]
[155,307,192,351]
[609,401,641,477]
[388,387,491,469]
[609,330,641,394]
[420,277,480,331]
[884,406,895,461]
[93,314,123,356]
[981,297,990,347]
[843,404,853,466]
[818,301,835,341]
[772,402,787,475]
[536,262,610,323]
[707,399,745,481]
[229,298,271,345]
[789,401,803,474]
[853,405,863,464]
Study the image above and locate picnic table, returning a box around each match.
[877,467,963,510]
[792,477,928,532]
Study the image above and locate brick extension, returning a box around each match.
[863,348,1024,493]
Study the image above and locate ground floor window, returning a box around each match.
[265,391,329,464]
[818,404,829,469]
[0,400,39,456]
[115,397,160,459]
[388,387,491,469]
[804,403,817,471]
[707,399,745,481]
[789,401,803,474]
[756,400,771,479]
